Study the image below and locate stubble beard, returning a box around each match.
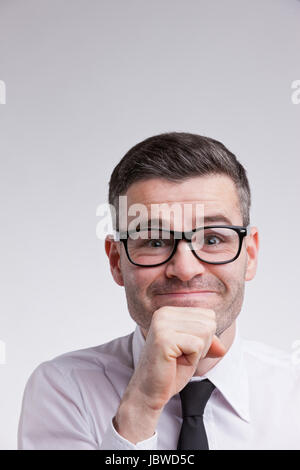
[124,277,246,339]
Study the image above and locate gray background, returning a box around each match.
[0,0,300,449]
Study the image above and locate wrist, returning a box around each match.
[114,390,163,444]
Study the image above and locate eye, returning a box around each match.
[149,239,165,248]
[205,235,222,245]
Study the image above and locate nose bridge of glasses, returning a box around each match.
[173,236,197,257]
[166,237,207,275]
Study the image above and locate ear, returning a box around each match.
[105,235,124,286]
[245,226,259,281]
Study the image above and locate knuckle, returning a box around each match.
[152,308,164,325]
[151,323,168,345]
[193,336,204,352]
[197,337,206,353]
[154,306,169,321]
[201,323,213,340]
[207,317,217,332]
[206,309,216,320]
[151,319,162,339]
[152,308,161,320]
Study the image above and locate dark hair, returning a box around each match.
[108,132,251,229]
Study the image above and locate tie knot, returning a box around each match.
[179,379,216,417]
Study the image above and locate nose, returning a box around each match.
[164,239,206,281]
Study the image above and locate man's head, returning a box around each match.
[105,132,259,338]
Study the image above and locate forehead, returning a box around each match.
[124,175,242,225]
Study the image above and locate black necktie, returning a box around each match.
[177,379,216,450]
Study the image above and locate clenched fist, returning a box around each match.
[114,306,226,444]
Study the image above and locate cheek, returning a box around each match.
[209,257,247,290]
[123,265,159,294]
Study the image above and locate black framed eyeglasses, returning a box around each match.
[115,225,250,267]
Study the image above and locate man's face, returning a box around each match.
[106,175,259,338]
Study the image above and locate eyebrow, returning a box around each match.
[138,214,233,228]
[203,214,233,225]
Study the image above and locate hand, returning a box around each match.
[114,306,226,443]
[125,306,226,412]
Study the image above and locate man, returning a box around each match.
[18,132,300,450]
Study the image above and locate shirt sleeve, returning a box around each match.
[99,417,158,450]
[18,360,159,450]
[17,361,99,450]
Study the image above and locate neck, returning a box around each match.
[193,321,236,376]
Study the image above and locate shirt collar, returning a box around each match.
[132,320,250,423]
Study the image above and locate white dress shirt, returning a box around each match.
[18,322,300,450]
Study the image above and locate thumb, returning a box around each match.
[206,335,227,358]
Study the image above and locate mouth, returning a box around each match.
[156,291,216,297]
